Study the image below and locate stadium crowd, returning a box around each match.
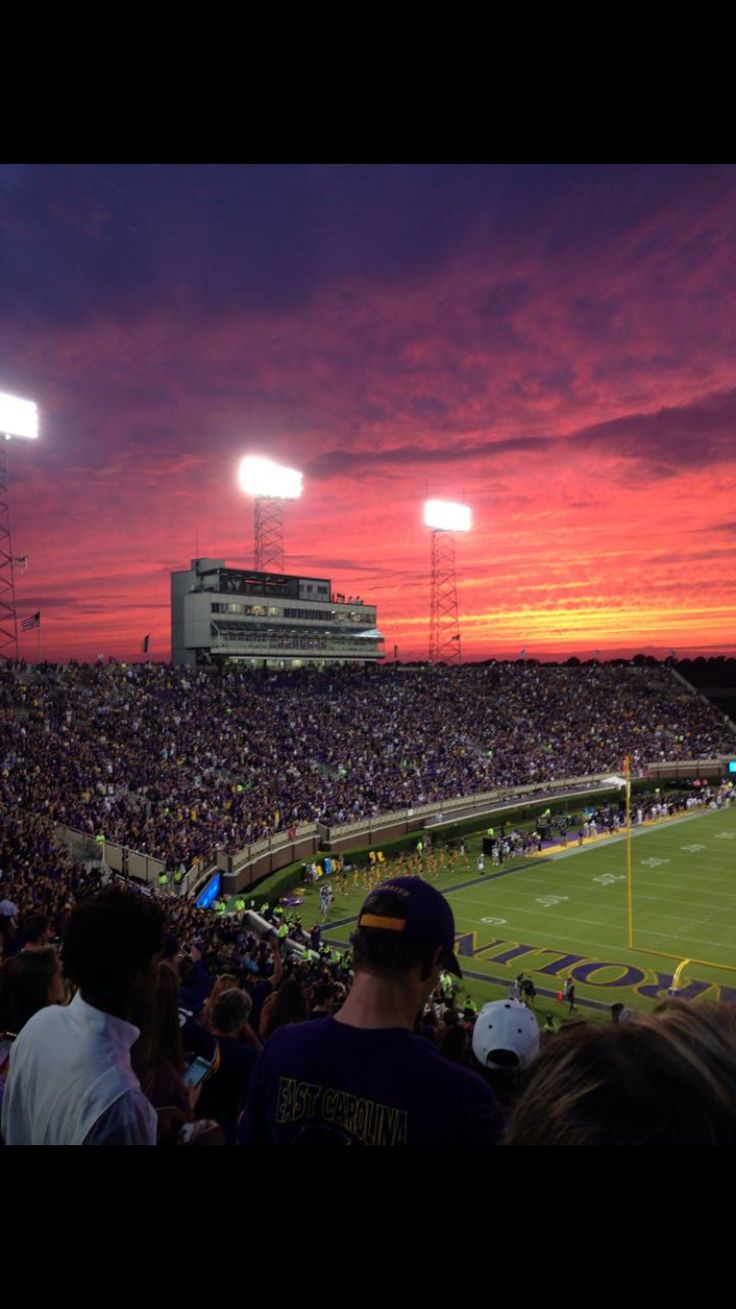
[4,860,736,1145]
[1,660,733,870]
[2,658,736,1146]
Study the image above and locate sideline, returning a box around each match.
[325,855,544,933]
[321,805,734,1014]
[325,804,725,933]
[538,803,728,862]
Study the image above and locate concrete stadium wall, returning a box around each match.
[222,770,637,895]
[102,840,166,886]
[645,759,727,781]
[57,756,729,900]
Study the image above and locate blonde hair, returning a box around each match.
[507,1002,736,1145]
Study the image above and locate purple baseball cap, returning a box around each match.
[357,876,462,977]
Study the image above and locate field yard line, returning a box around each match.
[454,906,629,932]
[635,889,736,911]
[633,926,735,953]
[465,866,736,903]
[639,874,736,895]
[541,807,735,863]
[453,891,704,925]
[634,873,736,900]
[455,893,727,945]
[633,890,736,911]
[455,890,717,932]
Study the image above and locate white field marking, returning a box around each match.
[635,897,736,919]
[632,911,710,929]
[607,905,704,927]
[475,902,698,935]
[537,808,736,863]
[457,890,622,914]
[455,898,705,933]
[635,925,736,954]
[453,906,618,932]
[463,911,722,952]
[635,899,736,933]
[451,814,736,954]
[512,837,732,878]
[637,855,735,870]
[636,858,736,880]
[602,879,736,921]
[457,886,708,919]
[457,871,736,913]
[480,916,507,925]
[633,880,736,904]
[681,844,708,853]
[592,873,627,884]
[640,857,671,868]
[623,875,736,909]
[536,895,570,908]
[715,832,736,839]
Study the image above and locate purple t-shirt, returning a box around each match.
[244,978,274,1033]
[242,1017,503,1147]
[196,1035,258,1145]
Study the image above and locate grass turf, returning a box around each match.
[231,804,736,1021]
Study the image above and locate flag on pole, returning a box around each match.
[518,647,527,658]
[21,611,40,632]
[142,634,151,654]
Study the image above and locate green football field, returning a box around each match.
[283,804,736,1020]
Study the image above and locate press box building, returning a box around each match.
[171,558,384,667]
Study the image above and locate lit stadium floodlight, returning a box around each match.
[0,392,39,662]
[424,499,471,664]
[423,500,471,532]
[0,392,39,441]
[238,455,302,501]
[238,455,303,572]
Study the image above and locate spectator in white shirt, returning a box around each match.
[1,888,164,1146]
[0,896,19,926]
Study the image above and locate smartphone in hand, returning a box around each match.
[184,1054,215,1087]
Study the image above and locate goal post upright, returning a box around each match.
[625,755,634,949]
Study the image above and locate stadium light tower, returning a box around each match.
[238,455,303,573]
[0,393,39,662]
[424,499,471,665]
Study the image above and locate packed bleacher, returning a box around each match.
[2,659,736,1146]
[1,660,733,870]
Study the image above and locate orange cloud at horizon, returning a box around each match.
[3,165,736,664]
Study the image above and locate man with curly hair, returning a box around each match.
[2,888,164,1145]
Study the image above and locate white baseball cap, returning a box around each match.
[472,999,541,1071]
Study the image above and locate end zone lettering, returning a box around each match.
[463,934,736,1003]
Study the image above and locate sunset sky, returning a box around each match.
[2,163,735,663]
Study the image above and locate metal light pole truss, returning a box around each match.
[429,528,462,664]
[254,496,285,573]
[0,444,19,661]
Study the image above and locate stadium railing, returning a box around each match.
[217,770,653,896]
[55,825,101,863]
[645,759,731,781]
[54,757,729,899]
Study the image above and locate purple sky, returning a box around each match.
[1,163,735,661]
